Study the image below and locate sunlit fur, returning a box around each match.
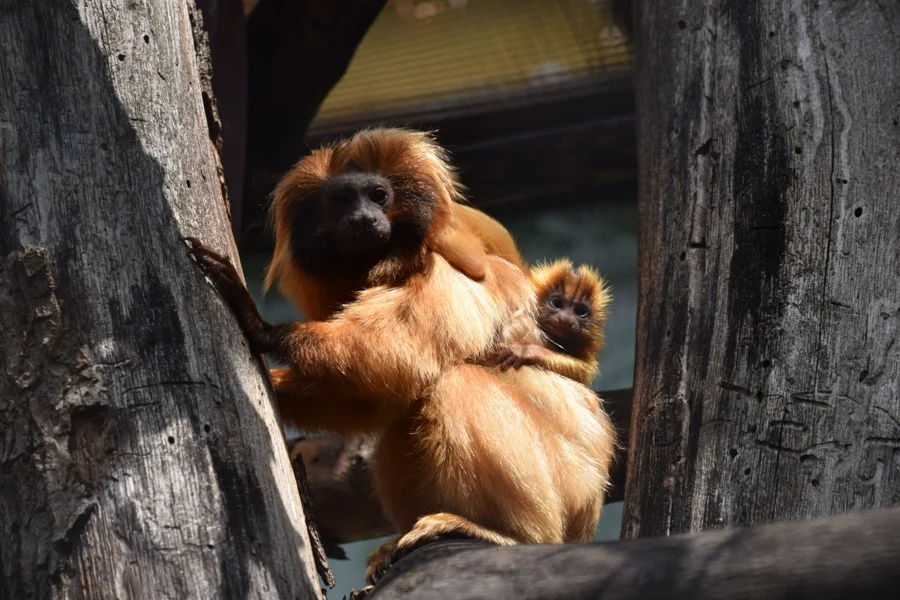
[525,258,612,385]
[258,127,615,581]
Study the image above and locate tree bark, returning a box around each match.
[0,1,319,598]
[364,506,900,600]
[623,0,900,538]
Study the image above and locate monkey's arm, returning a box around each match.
[188,238,436,404]
[430,217,488,281]
[453,204,527,271]
[496,343,597,385]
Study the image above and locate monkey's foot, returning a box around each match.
[184,237,274,353]
[347,585,374,600]
[495,343,544,371]
[364,538,399,585]
[364,513,517,585]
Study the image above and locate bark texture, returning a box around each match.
[0,1,319,598]
[364,506,900,600]
[624,0,900,538]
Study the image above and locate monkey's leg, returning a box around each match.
[365,512,517,584]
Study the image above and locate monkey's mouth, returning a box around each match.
[542,321,577,345]
[338,226,390,257]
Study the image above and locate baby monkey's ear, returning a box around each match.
[429,220,488,281]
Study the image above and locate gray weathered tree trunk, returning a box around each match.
[623,0,900,538]
[0,1,319,598]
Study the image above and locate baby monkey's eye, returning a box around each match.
[573,304,589,318]
[549,295,563,309]
[370,188,388,205]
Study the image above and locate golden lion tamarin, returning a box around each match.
[495,259,610,386]
[187,128,614,584]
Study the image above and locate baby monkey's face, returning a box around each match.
[539,290,592,346]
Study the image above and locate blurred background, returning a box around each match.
[202,0,637,595]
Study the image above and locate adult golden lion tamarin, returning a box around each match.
[187,128,614,583]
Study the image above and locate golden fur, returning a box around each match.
[229,128,614,582]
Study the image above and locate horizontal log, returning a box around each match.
[365,506,900,600]
[291,388,633,553]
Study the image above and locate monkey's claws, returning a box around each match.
[184,236,274,353]
[185,237,241,288]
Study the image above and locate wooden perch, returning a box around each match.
[291,388,633,552]
[364,506,900,600]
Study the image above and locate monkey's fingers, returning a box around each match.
[494,350,515,371]
[365,539,398,585]
[193,252,239,284]
[188,246,241,286]
[183,236,204,249]
[188,244,234,270]
[497,349,530,371]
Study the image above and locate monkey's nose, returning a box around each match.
[349,214,377,230]
[558,315,578,332]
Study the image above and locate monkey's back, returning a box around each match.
[373,362,615,545]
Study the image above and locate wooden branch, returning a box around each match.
[364,506,900,600]
[291,388,633,551]
[291,450,335,587]
[0,1,318,596]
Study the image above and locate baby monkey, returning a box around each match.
[496,259,610,386]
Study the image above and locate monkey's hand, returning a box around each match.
[185,237,279,354]
[494,343,546,371]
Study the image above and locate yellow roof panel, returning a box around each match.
[312,0,633,127]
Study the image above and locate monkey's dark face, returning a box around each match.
[321,171,394,256]
[539,291,592,350]
[290,170,397,277]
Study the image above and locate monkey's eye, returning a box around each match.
[548,295,563,309]
[370,188,388,205]
[330,193,351,206]
[574,304,590,318]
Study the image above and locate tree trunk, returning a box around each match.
[623,0,900,538]
[0,2,319,598]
